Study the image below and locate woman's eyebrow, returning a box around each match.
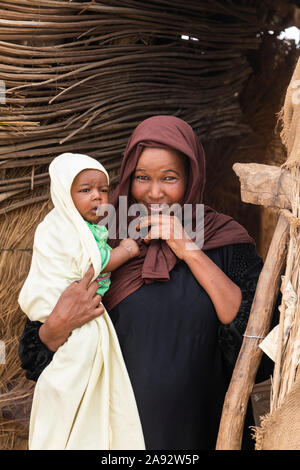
[135,168,180,175]
[162,169,180,175]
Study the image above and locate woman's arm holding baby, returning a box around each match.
[39,239,139,352]
[39,265,104,352]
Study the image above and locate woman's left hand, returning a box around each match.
[138,214,198,260]
[138,213,242,324]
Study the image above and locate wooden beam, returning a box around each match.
[233,163,292,209]
[216,213,289,450]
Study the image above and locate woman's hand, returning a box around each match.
[39,265,104,352]
[138,214,195,260]
[138,214,241,324]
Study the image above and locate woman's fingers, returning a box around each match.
[139,215,182,240]
[94,304,105,318]
[92,293,102,307]
[81,266,102,305]
[139,214,194,260]
[87,277,100,295]
[80,265,95,289]
[139,214,163,227]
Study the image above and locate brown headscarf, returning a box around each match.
[103,115,254,311]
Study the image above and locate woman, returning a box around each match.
[19,115,266,450]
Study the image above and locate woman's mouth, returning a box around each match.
[145,203,170,213]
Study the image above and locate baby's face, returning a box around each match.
[71,169,109,224]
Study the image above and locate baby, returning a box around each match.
[18,153,145,450]
[19,152,139,318]
[70,157,139,296]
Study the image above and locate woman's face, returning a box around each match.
[71,169,109,224]
[131,147,188,210]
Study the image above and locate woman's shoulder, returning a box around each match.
[224,242,263,286]
[204,242,263,284]
[229,242,263,269]
[215,242,261,261]
[203,242,262,278]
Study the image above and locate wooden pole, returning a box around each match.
[216,213,289,450]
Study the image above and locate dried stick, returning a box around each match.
[216,214,289,450]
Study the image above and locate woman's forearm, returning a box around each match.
[38,265,104,352]
[183,244,242,324]
[39,314,71,352]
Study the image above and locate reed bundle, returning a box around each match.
[0,198,51,449]
[0,0,287,214]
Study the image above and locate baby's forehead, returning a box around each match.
[73,168,108,184]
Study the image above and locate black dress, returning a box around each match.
[18,243,274,450]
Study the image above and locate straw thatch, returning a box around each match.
[0,0,297,213]
[204,32,299,255]
[0,0,299,450]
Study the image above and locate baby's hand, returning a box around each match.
[120,238,140,258]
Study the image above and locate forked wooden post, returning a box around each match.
[216,214,289,449]
[216,162,292,450]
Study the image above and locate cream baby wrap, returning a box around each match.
[18,153,145,450]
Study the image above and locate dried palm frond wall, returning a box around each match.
[0,0,298,450]
[204,33,299,259]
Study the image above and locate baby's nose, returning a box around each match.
[92,189,102,199]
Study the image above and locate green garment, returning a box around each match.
[85,221,112,296]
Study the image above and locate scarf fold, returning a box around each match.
[18,153,145,450]
[103,115,254,311]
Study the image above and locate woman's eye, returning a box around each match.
[135,175,149,181]
[164,176,176,181]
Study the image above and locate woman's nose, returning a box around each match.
[148,182,164,200]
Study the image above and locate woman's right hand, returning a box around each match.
[39,265,104,352]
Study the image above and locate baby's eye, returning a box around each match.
[80,188,90,193]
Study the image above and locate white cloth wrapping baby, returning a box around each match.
[18,153,145,450]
